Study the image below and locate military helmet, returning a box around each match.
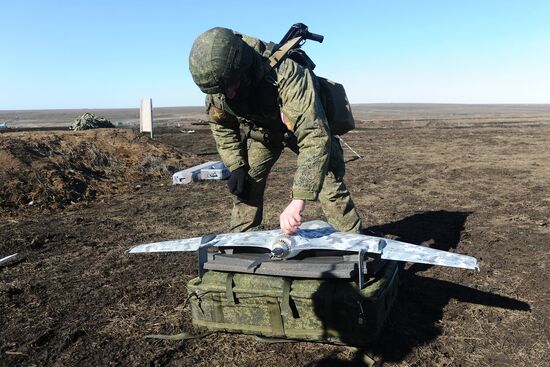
[189,27,253,94]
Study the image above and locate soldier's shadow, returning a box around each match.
[307,210,531,366]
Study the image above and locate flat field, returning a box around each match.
[1,104,549,366]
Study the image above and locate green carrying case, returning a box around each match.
[186,261,398,346]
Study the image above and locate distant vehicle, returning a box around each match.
[0,122,8,129]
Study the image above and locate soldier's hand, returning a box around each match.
[280,199,305,235]
[227,166,248,198]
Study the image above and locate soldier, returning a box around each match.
[188,27,362,235]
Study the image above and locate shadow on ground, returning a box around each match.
[307,210,531,366]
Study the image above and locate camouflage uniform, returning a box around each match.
[190,28,362,233]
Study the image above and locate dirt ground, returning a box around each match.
[1,105,549,366]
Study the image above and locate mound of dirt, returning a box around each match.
[0,128,202,211]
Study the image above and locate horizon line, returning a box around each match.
[2,102,550,112]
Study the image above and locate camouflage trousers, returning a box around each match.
[230,136,363,233]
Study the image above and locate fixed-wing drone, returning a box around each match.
[128,220,479,277]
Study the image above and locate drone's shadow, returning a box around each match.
[307,210,531,366]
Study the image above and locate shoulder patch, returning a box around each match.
[209,105,226,123]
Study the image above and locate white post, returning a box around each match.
[140,98,153,138]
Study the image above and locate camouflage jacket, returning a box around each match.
[205,35,331,201]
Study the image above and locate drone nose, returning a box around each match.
[271,247,287,258]
[270,235,294,259]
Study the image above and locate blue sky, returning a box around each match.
[1,0,549,109]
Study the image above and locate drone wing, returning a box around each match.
[290,230,479,270]
[128,236,205,254]
[378,237,479,270]
[128,220,336,254]
[128,220,478,271]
